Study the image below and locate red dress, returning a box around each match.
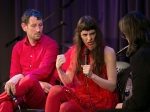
[62,45,119,112]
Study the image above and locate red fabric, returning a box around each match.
[0,101,15,112]
[45,85,83,112]
[61,45,119,112]
[10,34,59,83]
[0,75,47,111]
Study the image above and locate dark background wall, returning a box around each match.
[0,0,150,93]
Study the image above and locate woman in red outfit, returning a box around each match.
[45,16,119,112]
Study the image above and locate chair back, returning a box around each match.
[116,61,131,102]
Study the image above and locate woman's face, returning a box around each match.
[80,29,96,50]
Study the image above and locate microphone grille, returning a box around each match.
[84,48,90,55]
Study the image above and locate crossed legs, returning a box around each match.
[0,75,46,112]
[45,85,82,112]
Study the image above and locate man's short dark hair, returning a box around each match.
[21,9,43,24]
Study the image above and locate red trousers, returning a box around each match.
[45,85,83,112]
[0,75,46,112]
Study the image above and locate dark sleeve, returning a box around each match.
[122,55,150,110]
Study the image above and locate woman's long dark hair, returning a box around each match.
[119,11,150,57]
[73,16,105,76]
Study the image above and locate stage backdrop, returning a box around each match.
[0,0,150,93]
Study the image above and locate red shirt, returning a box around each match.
[10,34,59,83]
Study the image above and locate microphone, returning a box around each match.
[45,21,66,35]
[2,83,21,111]
[116,45,129,56]
[9,90,17,101]
[4,36,22,48]
[9,91,21,111]
[43,0,74,22]
[84,48,90,65]
[60,21,67,26]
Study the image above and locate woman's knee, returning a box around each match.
[60,102,69,112]
[48,85,63,96]
[60,101,82,112]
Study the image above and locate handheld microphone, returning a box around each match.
[84,48,94,111]
[9,90,21,111]
[9,90,17,101]
[84,48,90,65]
[2,83,21,111]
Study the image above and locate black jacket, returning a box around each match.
[122,43,150,111]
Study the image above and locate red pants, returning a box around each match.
[0,75,46,112]
[45,85,83,112]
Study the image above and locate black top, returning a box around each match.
[122,43,150,111]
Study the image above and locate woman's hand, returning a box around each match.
[81,65,93,78]
[56,54,66,69]
[115,103,123,109]
[39,81,52,93]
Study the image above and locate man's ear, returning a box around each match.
[21,23,27,32]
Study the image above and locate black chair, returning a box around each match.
[116,61,131,103]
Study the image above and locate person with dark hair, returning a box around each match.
[117,11,150,112]
[96,11,150,112]
[0,9,59,112]
[45,16,119,112]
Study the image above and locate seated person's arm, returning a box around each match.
[10,41,59,82]
[86,46,117,92]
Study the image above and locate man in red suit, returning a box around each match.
[0,9,59,112]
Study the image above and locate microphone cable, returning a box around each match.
[84,48,94,112]
[85,76,94,112]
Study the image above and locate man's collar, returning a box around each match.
[24,34,43,46]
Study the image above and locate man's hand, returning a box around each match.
[115,103,123,109]
[5,74,24,95]
[39,81,52,93]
